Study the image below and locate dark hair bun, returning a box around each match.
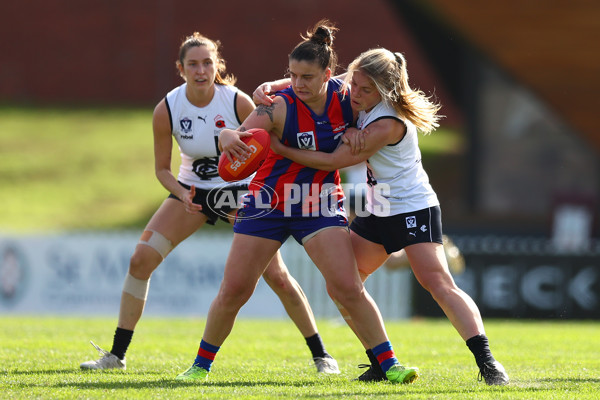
[312,26,333,46]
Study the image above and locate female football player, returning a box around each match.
[176,20,419,385]
[80,32,339,375]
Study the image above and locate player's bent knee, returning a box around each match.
[219,289,252,309]
[122,272,150,301]
[420,272,454,292]
[328,283,363,306]
[138,229,173,259]
[129,248,159,276]
[263,271,290,291]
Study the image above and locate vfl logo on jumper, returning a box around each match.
[297,131,316,150]
[180,117,193,133]
[214,114,226,128]
[192,157,219,180]
[405,216,417,228]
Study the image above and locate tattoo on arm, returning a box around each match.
[255,104,275,122]
[239,126,247,132]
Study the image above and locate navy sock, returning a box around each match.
[372,341,398,373]
[305,333,328,359]
[193,339,220,371]
[466,334,495,369]
[110,327,133,360]
[366,348,384,375]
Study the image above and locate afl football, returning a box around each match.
[218,128,270,181]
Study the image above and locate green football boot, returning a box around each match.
[175,365,209,381]
[385,364,419,384]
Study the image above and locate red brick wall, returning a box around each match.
[1,0,459,124]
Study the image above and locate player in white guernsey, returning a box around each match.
[263,48,508,385]
[81,33,339,375]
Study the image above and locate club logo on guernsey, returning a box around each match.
[192,157,219,180]
[297,131,316,150]
[180,117,192,133]
[214,114,225,128]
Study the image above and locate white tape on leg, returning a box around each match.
[139,229,173,259]
[122,273,150,301]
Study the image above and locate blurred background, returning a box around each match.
[1,0,599,320]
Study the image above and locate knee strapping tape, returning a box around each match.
[122,272,150,300]
[139,229,173,259]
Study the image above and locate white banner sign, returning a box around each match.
[0,232,411,319]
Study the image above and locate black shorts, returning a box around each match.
[168,181,249,225]
[350,206,443,254]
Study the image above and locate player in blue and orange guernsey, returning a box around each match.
[243,73,352,220]
[176,20,420,384]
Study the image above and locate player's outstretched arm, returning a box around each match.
[252,78,292,105]
[253,73,348,106]
[270,119,404,171]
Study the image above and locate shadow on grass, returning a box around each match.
[9,369,91,375]
[19,377,566,395]
[48,380,489,399]
[538,377,600,384]
[7,369,331,389]
[47,380,570,399]
[8,368,598,396]
[52,379,330,390]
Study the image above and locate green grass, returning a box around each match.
[0,106,463,233]
[1,317,598,399]
[0,107,172,232]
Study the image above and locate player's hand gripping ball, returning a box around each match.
[218,128,271,181]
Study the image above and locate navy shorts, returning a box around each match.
[350,206,443,254]
[233,205,348,245]
[168,181,249,225]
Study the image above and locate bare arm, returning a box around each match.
[270,118,406,171]
[252,79,292,105]
[152,100,201,213]
[219,96,287,162]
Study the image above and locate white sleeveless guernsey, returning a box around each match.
[165,83,251,189]
[357,101,439,217]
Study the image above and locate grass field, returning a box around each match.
[1,317,599,399]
